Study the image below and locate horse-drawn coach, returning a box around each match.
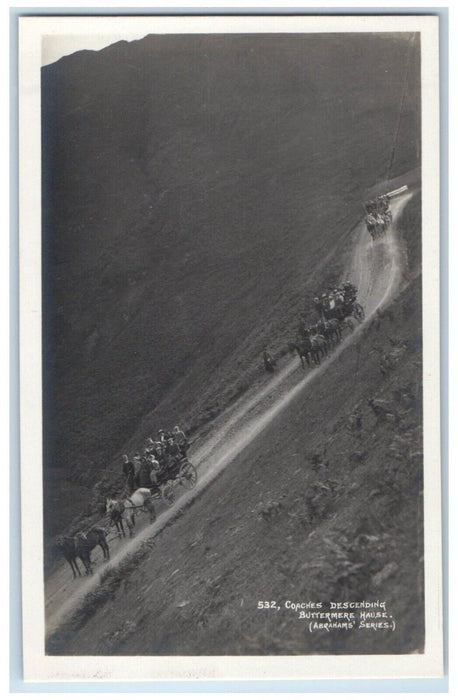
[149,455,198,507]
[364,185,408,240]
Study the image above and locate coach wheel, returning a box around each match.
[179,462,198,490]
[353,304,365,322]
[161,483,175,506]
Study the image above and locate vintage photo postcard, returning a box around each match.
[18,14,442,681]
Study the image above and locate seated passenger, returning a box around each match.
[166,437,182,462]
[144,437,155,456]
[343,280,357,296]
[173,426,186,438]
[147,454,161,489]
[155,443,166,465]
[147,453,160,471]
[334,288,345,305]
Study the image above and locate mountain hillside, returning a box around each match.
[42,33,421,538]
[47,192,424,656]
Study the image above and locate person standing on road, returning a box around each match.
[137,457,152,488]
[262,348,276,373]
[132,452,142,487]
[122,454,135,493]
[313,296,325,322]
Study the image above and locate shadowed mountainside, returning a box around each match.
[42,33,420,538]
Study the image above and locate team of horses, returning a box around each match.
[56,526,110,578]
[364,196,393,240]
[56,488,156,578]
[56,304,362,580]
[365,211,392,240]
[291,318,355,369]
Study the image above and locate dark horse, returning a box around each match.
[56,535,82,578]
[74,527,110,575]
[317,319,342,347]
[108,499,126,538]
[291,338,319,369]
[310,334,328,364]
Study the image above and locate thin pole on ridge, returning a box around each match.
[386,33,416,184]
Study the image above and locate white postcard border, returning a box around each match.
[18,13,442,682]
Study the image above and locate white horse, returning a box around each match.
[375,214,387,236]
[106,488,156,537]
[365,214,378,239]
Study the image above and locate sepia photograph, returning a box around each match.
[18,14,442,681]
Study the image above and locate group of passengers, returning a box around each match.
[122,426,189,493]
[365,195,390,216]
[313,281,358,320]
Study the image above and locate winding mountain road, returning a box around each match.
[45,189,412,639]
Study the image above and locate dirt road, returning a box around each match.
[45,190,412,638]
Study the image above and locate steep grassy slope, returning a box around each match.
[47,194,424,656]
[42,33,421,537]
